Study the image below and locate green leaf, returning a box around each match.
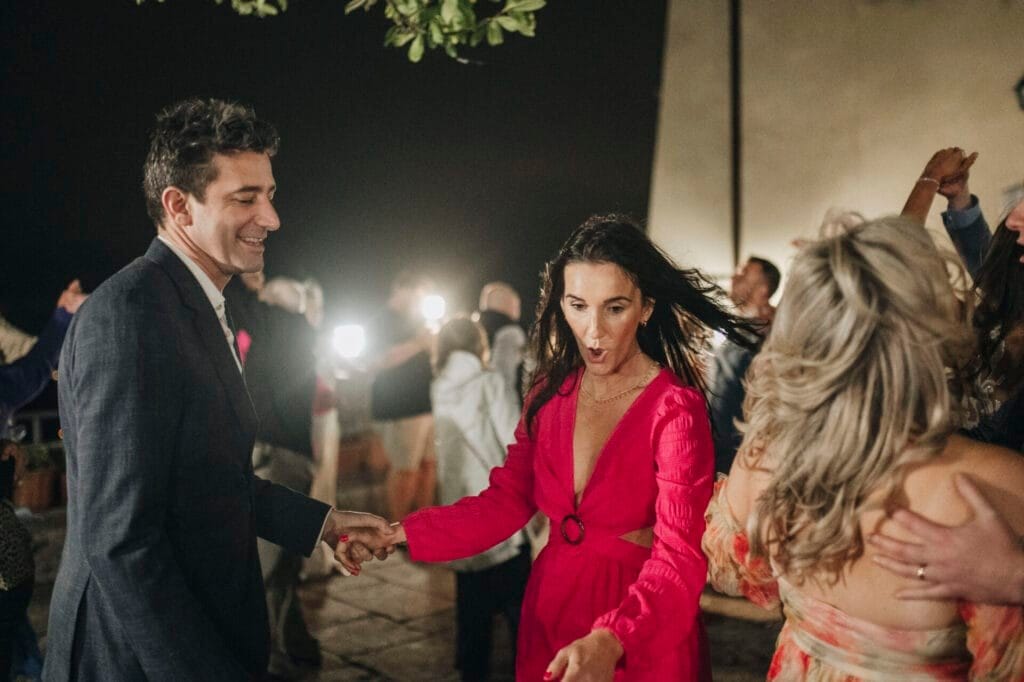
[408,34,425,62]
[393,30,416,46]
[486,20,503,45]
[134,0,548,63]
[506,0,545,10]
[459,3,476,26]
[470,24,486,46]
[429,20,444,45]
[517,11,535,36]
[396,0,418,16]
[441,0,458,23]
[495,15,519,31]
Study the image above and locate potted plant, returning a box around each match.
[13,443,57,512]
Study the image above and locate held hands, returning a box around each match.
[869,474,1024,605]
[544,629,623,682]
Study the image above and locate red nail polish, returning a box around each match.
[543,673,553,680]
[339,534,349,543]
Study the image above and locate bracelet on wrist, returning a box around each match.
[916,177,941,188]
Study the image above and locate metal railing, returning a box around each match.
[10,409,63,447]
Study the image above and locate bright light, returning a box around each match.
[332,324,366,359]
[421,294,446,322]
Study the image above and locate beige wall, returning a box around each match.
[650,0,1024,287]
[648,0,734,277]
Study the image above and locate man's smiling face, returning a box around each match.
[184,151,280,280]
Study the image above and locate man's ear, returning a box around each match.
[161,186,192,229]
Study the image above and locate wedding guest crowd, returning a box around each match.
[13,93,1024,682]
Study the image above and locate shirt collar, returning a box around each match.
[157,235,227,313]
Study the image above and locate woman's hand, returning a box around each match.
[544,629,623,681]
[921,147,973,184]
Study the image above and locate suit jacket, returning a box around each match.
[44,239,331,681]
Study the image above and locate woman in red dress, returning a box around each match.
[388,215,757,681]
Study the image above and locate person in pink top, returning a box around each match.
[379,215,759,681]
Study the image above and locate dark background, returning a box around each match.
[1,0,667,335]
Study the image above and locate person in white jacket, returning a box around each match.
[431,316,531,681]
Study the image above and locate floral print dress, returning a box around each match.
[702,478,1024,680]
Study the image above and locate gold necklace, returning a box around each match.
[580,360,659,405]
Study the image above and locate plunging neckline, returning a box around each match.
[569,367,666,508]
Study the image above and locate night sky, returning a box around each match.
[2,0,667,335]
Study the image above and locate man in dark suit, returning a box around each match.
[44,98,391,681]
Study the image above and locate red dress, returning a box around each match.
[403,368,714,681]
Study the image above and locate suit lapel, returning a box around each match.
[144,239,259,439]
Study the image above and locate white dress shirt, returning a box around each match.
[157,236,242,373]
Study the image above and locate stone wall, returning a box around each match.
[649,0,1024,286]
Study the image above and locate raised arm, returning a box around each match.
[0,280,86,416]
[900,148,976,225]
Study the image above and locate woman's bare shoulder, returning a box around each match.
[905,434,1024,531]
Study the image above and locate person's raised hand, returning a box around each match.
[56,279,88,314]
[869,474,1024,605]
[544,629,622,682]
[938,152,978,211]
[920,147,968,185]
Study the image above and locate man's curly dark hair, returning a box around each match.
[142,98,280,228]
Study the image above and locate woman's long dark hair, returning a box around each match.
[972,218,1024,392]
[524,214,761,433]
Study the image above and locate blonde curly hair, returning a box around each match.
[741,214,976,584]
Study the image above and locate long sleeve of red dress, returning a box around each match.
[591,387,715,662]
[403,413,537,561]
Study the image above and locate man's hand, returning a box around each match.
[56,279,88,314]
[544,629,623,681]
[869,474,1024,605]
[321,510,397,575]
